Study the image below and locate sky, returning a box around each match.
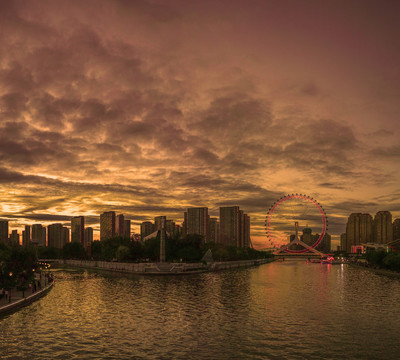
[0,0,399,248]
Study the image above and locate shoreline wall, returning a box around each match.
[0,282,54,316]
[54,258,273,274]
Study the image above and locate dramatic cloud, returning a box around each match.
[0,0,399,248]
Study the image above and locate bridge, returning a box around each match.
[273,221,326,258]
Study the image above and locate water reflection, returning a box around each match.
[1,262,400,359]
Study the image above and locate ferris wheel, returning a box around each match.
[265,194,328,253]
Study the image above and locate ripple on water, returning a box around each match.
[1,263,400,359]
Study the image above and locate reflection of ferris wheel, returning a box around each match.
[265,194,328,253]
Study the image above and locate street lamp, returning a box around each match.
[8,272,13,303]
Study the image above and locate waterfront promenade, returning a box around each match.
[0,275,54,315]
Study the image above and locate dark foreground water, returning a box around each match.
[1,261,400,360]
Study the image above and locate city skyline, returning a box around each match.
[1,0,399,249]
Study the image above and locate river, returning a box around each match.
[1,261,400,359]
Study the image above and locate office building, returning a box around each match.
[71,216,85,245]
[187,207,208,242]
[0,220,9,244]
[373,211,393,244]
[100,211,115,240]
[116,214,125,236]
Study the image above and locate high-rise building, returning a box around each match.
[238,210,251,248]
[220,206,250,248]
[32,224,46,246]
[22,225,31,246]
[116,214,125,236]
[187,207,208,242]
[62,227,70,245]
[9,230,19,244]
[154,216,166,231]
[48,223,64,248]
[373,211,393,244]
[345,213,373,252]
[71,216,85,245]
[165,220,175,236]
[316,233,331,253]
[393,218,400,241]
[301,227,313,246]
[340,233,347,252]
[124,220,131,238]
[243,213,251,248]
[183,212,188,236]
[140,221,155,240]
[84,227,93,247]
[208,217,219,243]
[220,206,240,246]
[100,211,115,240]
[0,220,9,244]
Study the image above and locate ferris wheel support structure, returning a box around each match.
[273,221,325,256]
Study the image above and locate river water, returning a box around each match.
[1,261,400,360]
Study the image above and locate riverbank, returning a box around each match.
[0,281,54,316]
[54,258,274,275]
[349,261,400,278]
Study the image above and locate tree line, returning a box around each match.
[38,233,272,263]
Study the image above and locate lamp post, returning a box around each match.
[8,272,13,303]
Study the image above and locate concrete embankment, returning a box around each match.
[349,262,400,278]
[55,258,273,275]
[0,282,54,316]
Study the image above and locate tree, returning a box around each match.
[116,245,130,262]
[62,242,86,259]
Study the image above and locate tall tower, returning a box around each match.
[345,213,373,252]
[22,225,31,246]
[124,220,131,238]
[393,218,400,241]
[84,227,94,247]
[0,220,9,244]
[48,223,64,248]
[373,211,393,244]
[140,221,155,240]
[100,211,116,240]
[154,216,166,231]
[32,224,46,246]
[116,214,125,236]
[187,207,208,242]
[208,217,220,243]
[71,216,85,245]
[220,206,240,246]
